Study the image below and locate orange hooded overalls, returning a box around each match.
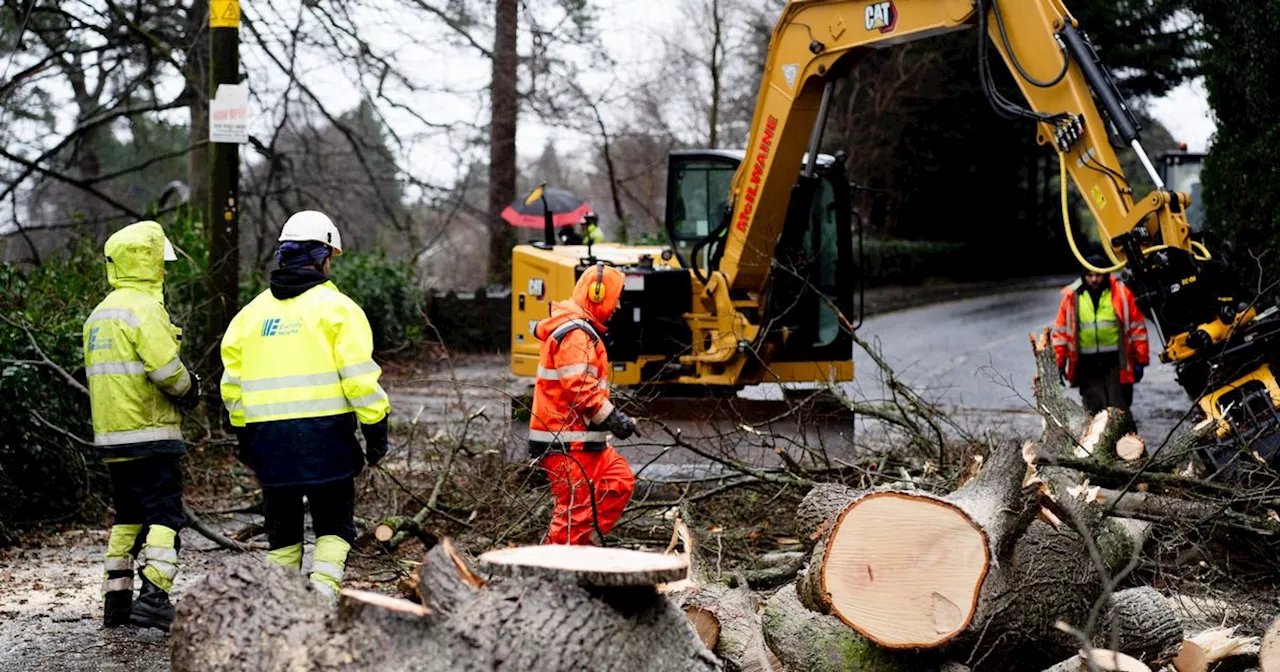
[529,263,635,545]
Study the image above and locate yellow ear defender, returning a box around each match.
[587,261,607,303]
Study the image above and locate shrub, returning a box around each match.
[328,250,427,354]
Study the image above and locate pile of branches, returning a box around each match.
[167,329,1280,671]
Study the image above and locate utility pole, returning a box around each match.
[206,0,243,424]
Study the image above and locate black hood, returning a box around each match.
[270,266,328,300]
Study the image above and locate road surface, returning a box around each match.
[836,281,1196,448]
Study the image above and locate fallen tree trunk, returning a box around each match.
[778,331,1179,669]
[1041,649,1151,672]
[171,545,720,672]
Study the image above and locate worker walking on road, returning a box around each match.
[86,220,200,631]
[1052,253,1150,432]
[219,211,390,602]
[529,261,638,545]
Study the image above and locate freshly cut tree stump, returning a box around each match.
[477,543,690,586]
[796,438,1041,649]
[171,550,719,671]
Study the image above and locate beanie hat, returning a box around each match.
[276,240,332,268]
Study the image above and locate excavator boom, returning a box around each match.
[510,0,1280,476]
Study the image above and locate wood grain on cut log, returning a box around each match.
[477,544,690,586]
[797,438,1041,649]
[1116,434,1145,462]
[1260,615,1280,672]
[171,553,720,672]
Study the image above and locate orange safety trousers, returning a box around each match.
[541,446,635,545]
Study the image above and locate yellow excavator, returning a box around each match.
[509,0,1280,473]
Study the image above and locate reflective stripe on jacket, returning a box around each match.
[84,221,190,459]
[1051,275,1150,386]
[220,280,390,486]
[528,265,626,456]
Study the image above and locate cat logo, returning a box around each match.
[865,0,897,33]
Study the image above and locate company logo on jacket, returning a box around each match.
[261,317,302,337]
[88,327,114,351]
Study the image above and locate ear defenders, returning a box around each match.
[587,261,607,304]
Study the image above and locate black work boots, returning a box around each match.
[103,588,133,628]
[128,573,175,631]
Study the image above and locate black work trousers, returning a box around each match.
[108,454,188,545]
[1076,354,1138,433]
[261,478,357,549]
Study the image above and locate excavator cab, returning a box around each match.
[1158,146,1206,234]
[664,149,856,366]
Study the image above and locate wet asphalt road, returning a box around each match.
[835,279,1197,447]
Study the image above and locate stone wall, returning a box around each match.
[425,286,512,352]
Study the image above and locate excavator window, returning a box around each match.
[664,152,738,273]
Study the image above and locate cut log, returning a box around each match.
[678,582,782,672]
[1094,587,1184,663]
[1079,409,1131,460]
[476,544,690,586]
[171,553,719,672]
[1116,434,1146,462]
[796,437,1041,649]
[1259,615,1280,672]
[1041,649,1151,672]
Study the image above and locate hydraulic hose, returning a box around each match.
[1060,150,1124,274]
[1058,151,1214,272]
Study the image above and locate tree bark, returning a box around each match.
[678,582,782,672]
[416,537,483,624]
[486,0,518,284]
[1094,587,1184,663]
[171,553,720,672]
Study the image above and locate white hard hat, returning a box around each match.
[279,210,343,255]
[162,236,177,262]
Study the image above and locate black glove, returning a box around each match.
[603,408,638,440]
[1133,364,1145,383]
[361,417,390,467]
[1058,365,1067,387]
[174,368,201,411]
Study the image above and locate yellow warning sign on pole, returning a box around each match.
[211,0,240,29]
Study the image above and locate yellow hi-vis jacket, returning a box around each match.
[83,221,192,459]
[219,279,391,486]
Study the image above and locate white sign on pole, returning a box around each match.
[210,83,248,144]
